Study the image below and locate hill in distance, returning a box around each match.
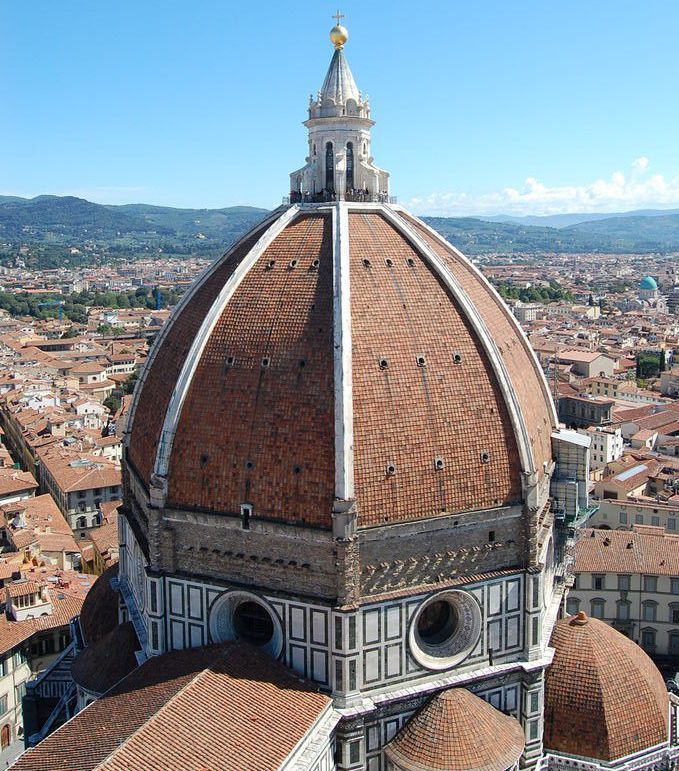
[481,208,679,229]
[1,196,678,264]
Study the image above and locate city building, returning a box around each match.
[660,365,679,397]
[37,448,121,532]
[568,526,679,656]
[579,425,624,471]
[589,498,679,532]
[0,470,38,506]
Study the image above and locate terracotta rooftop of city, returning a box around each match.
[127,204,556,529]
[574,526,679,576]
[544,611,669,761]
[384,687,525,771]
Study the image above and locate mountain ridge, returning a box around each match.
[1,195,678,264]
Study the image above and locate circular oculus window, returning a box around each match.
[409,589,482,671]
[209,591,283,658]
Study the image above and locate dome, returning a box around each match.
[78,563,119,646]
[544,611,669,762]
[384,687,525,771]
[640,275,658,291]
[126,204,556,529]
[71,620,140,696]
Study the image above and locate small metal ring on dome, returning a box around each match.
[378,357,389,369]
[385,258,394,267]
[434,457,445,470]
[386,463,396,476]
[362,258,371,268]
[310,258,320,269]
[406,257,415,267]
[453,352,462,364]
[289,259,298,269]
[416,355,426,367]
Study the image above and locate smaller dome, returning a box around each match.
[384,688,525,771]
[640,275,658,290]
[78,564,119,646]
[545,612,669,762]
[71,621,139,696]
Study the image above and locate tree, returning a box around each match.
[103,395,121,414]
[123,371,139,395]
[636,352,661,381]
[660,349,667,372]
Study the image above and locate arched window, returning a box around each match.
[642,600,657,622]
[325,142,334,193]
[590,598,605,619]
[77,516,87,529]
[566,596,580,616]
[670,631,679,656]
[346,142,354,191]
[641,627,656,652]
[616,600,631,621]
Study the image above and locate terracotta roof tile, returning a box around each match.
[574,526,679,576]
[385,687,525,771]
[349,212,522,525]
[166,213,335,525]
[12,642,331,771]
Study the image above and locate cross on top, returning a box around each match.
[332,10,344,25]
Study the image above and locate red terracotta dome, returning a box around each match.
[78,564,119,647]
[384,687,525,771]
[126,204,555,528]
[71,620,140,696]
[544,611,669,761]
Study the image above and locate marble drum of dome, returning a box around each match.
[408,589,482,671]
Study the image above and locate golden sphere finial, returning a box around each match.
[330,24,348,49]
[330,10,348,49]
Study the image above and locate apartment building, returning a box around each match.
[568,526,679,656]
[37,448,121,532]
[578,425,624,471]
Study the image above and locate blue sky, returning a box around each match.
[3,1,679,216]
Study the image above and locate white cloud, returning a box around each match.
[407,158,679,217]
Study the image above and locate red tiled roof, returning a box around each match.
[0,590,85,657]
[128,207,553,530]
[166,213,335,525]
[574,526,679,576]
[0,468,38,496]
[402,213,555,474]
[544,612,668,761]
[385,687,525,771]
[127,218,273,483]
[12,642,331,771]
[348,212,522,525]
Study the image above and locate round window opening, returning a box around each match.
[409,590,482,671]
[233,601,274,646]
[417,600,457,645]
[209,591,283,658]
